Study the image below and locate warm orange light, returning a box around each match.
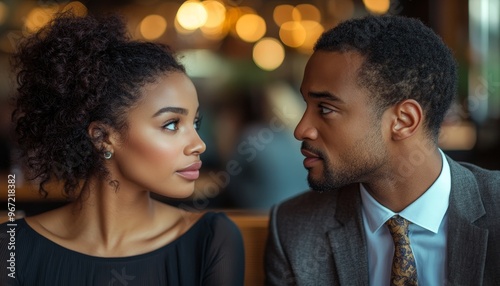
[273,4,294,26]
[439,122,477,150]
[253,37,285,71]
[0,2,8,25]
[235,14,266,43]
[297,21,324,54]
[227,7,256,37]
[24,7,59,33]
[363,0,391,14]
[176,1,208,30]
[201,23,229,40]
[279,21,306,48]
[202,1,226,28]
[140,15,167,40]
[174,17,195,35]
[62,1,88,17]
[292,4,321,22]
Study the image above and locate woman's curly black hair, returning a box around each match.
[315,15,458,141]
[12,12,185,199]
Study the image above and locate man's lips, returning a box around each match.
[176,161,202,180]
[300,149,322,168]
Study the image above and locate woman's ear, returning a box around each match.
[87,121,116,152]
[390,99,423,141]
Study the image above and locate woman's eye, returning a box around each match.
[163,120,179,131]
[194,116,203,131]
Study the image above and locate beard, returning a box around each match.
[302,126,387,193]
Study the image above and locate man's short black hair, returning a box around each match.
[315,15,458,140]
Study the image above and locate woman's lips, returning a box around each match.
[176,161,202,180]
[300,149,322,168]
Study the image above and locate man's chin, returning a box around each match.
[307,176,341,193]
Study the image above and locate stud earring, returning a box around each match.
[104,151,113,160]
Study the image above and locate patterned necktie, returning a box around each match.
[386,215,418,286]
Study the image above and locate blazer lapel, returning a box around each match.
[446,157,488,285]
[327,185,369,285]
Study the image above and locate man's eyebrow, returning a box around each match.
[152,107,188,117]
[307,91,345,104]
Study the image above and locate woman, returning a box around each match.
[0,13,244,286]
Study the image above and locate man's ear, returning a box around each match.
[87,121,117,152]
[390,99,423,141]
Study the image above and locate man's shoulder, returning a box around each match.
[452,159,500,194]
[273,184,358,223]
[450,159,500,215]
[277,190,336,214]
[457,161,500,184]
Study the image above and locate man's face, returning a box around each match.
[295,51,389,192]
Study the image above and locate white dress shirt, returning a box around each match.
[360,150,451,286]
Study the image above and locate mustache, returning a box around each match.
[301,141,326,160]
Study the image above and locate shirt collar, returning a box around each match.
[360,149,451,234]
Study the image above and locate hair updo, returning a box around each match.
[12,12,186,199]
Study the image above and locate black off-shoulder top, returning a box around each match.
[0,212,244,286]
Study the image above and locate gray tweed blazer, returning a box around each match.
[265,156,500,285]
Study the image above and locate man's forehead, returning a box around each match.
[299,50,372,107]
[306,50,365,73]
[301,50,365,90]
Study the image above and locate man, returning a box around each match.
[265,15,500,285]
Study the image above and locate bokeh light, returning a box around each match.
[297,21,324,53]
[0,2,9,25]
[176,1,208,30]
[279,21,306,48]
[24,6,59,34]
[292,4,321,22]
[200,0,227,40]
[140,15,167,40]
[273,4,294,26]
[235,14,266,43]
[202,1,226,28]
[253,37,285,71]
[175,17,196,35]
[62,1,88,17]
[201,22,229,40]
[363,0,391,14]
[227,6,256,38]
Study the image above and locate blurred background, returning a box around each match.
[0,0,499,215]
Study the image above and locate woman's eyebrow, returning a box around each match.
[152,106,188,117]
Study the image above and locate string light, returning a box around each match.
[363,0,391,14]
[140,15,167,40]
[176,1,208,30]
[235,14,266,43]
[253,37,285,71]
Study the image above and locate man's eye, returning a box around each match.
[320,106,333,114]
[163,120,179,131]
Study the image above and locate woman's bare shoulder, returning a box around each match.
[24,204,73,239]
[153,201,206,234]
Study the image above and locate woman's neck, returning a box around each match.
[26,176,197,257]
[65,177,159,251]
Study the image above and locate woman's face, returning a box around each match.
[110,72,206,198]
